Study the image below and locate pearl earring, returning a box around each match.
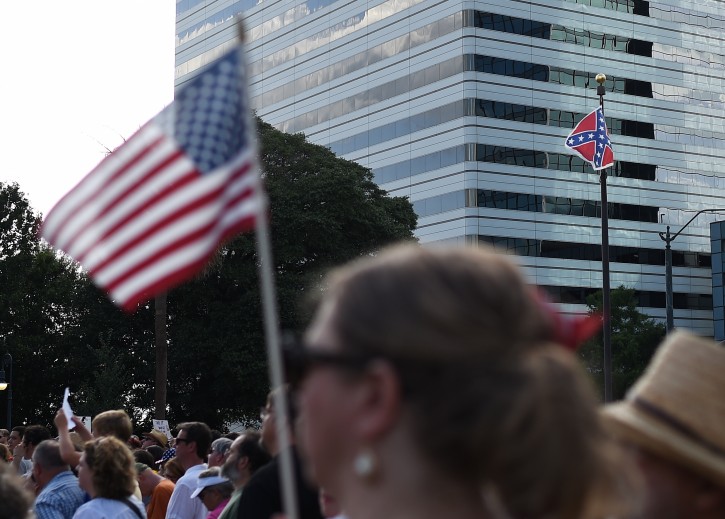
[353,449,377,479]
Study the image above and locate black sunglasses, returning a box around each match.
[282,336,374,388]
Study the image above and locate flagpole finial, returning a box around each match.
[595,73,607,102]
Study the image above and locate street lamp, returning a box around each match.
[0,353,12,428]
[659,208,725,332]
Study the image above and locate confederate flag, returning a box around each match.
[564,107,614,170]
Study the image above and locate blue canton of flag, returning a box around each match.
[564,106,614,170]
[159,49,249,173]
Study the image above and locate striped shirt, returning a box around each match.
[35,470,86,519]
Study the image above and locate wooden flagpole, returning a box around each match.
[255,196,300,519]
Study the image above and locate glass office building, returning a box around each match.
[176,0,725,335]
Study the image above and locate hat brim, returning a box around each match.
[603,402,725,489]
[142,431,168,448]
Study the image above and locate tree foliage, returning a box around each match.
[579,286,666,401]
[0,119,416,430]
[163,119,417,428]
[0,182,154,428]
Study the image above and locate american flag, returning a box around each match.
[40,44,263,312]
[564,107,614,170]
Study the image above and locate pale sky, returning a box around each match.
[0,2,175,216]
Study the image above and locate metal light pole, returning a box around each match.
[0,353,13,429]
[659,208,725,332]
[596,73,613,403]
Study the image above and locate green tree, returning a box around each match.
[579,286,666,401]
[0,117,416,431]
[0,182,152,428]
[163,119,418,428]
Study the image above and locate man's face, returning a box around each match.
[77,453,93,495]
[174,429,195,463]
[221,435,245,482]
[260,403,278,454]
[22,436,36,458]
[141,437,157,449]
[31,459,43,489]
[7,431,21,450]
[0,431,8,444]
[208,448,227,468]
[137,469,153,497]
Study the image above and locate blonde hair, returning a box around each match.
[320,244,632,519]
[84,436,136,499]
[92,410,133,442]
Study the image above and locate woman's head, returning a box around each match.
[79,436,136,499]
[297,244,632,518]
[193,467,234,511]
[160,456,185,483]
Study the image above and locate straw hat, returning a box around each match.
[602,330,725,488]
[142,429,169,448]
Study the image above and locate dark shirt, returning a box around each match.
[235,446,322,519]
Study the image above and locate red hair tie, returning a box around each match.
[535,289,602,351]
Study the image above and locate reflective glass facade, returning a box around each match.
[177,0,725,335]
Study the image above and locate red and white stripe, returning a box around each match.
[40,122,263,311]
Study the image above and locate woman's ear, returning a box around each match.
[349,359,402,442]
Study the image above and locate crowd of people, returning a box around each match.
[0,244,723,519]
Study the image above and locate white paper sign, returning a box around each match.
[153,419,172,440]
[80,416,92,433]
[62,387,74,431]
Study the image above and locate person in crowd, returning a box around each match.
[129,436,143,450]
[72,436,146,518]
[292,244,634,519]
[218,431,270,519]
[146,445,165,465]
[8,425,26,476]
[32,439,85,519]
[8,426,24,446]
[68,432,85,453]
[208,438,233,468]
[55,409,133,468]
[137,462,175,519]
[159,456,184,484]
[134,449,157,469]
[603,330,725,519]
[0,428,9,444]
[191,467,234,519]
[235,387,323,519]
[142,430,169,451]
[0,443,11,462]
[56,409,143,501]
[156,448,176,474]
[165,421,212,519]
[0,462,32,519]
[12,424,51,476]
